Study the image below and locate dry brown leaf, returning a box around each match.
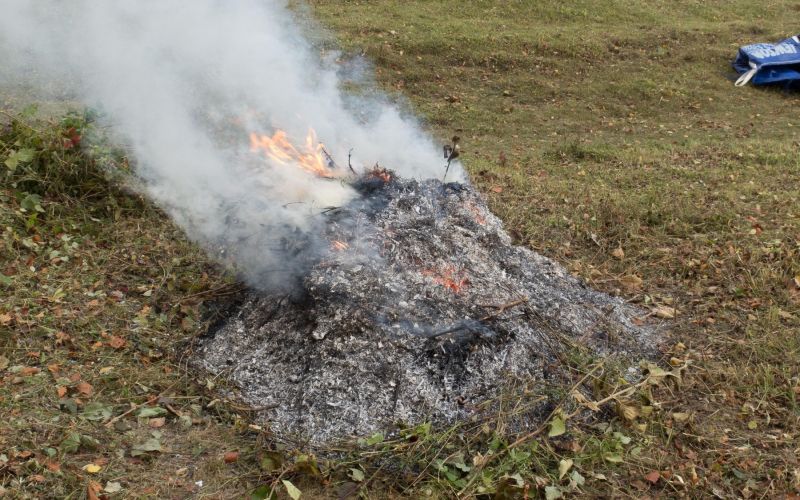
[653,306,676,319]
[490,186,503,193]
[56,386,67,398]
[620,275,643,290]
[617,401,640,422]
[47,364,60,374]
[20,366,40,376]
[107,336,126,349]
[76,381,94,396]
[87,480,102,500]
[148,417,166,428]
[611,247,625,259]
[223,451,240,464]
[645,470,661,483]
[0,312,12,325]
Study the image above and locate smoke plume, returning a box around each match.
[0,0,462,290]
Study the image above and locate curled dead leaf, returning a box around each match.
[148,417,166,428]
[223,451,240,464]
[20,366,40,376]
[107,336,126,349]
[620,274,643,291]
[616,401,640,422]
[653,306,676,319]
[76,381,93,396]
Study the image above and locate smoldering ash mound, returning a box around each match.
[195,171,663,446]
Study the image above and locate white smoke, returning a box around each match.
[0,0,463,290]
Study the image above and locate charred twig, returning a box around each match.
[320,146,337,170]
[425,298,528,339]
[347,148,356,174]
[442,135,460,182]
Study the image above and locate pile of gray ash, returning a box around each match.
[194,172,663,445]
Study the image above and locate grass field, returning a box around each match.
[2,1,799,497]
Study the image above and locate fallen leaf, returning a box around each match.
[490,186,503,193]
[223,451,239,463]
[611,247,625,259]
[82,463,102,474]
[671,412,690,422]
[107,336,126,349]
[148,417,166,428]
[0,312,11,325]
[20,366,40,376]
[282,479,302,500]
[131,437,162,456]
[104,481,122,493]
[99,367,113,375]
[544,485,562,499]
[82,402,112,421]
[0,356,8,371]
[57,386,67,397]
[653,306,676,319]
[76,382,93,396]
[617,401,640,422]
[87,480,102,500]
[645,470,660,483]
[137,406,167,418]
[620,275,643,290]
[46,461,61,472]
[548,414,566,437]
[558,458,573,479]
[349,468,365,482]
[47,364,60,374]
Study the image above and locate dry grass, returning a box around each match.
[305,0,800,496]
[2,1,800,498]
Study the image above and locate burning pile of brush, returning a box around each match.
[194,127,662,445]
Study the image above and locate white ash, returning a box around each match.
[194,174,663,445]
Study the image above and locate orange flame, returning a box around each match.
[249,128,334,178]
[423,265,469,293]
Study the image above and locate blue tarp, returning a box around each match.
[732,35,800,86]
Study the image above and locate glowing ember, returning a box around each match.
[367,167,392,183]
[249,128,334,178]
[331,240,349,251]
[423,265,469,293]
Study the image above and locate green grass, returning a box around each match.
[2,0,800,497]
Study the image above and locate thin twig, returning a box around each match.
[104,380,179,427]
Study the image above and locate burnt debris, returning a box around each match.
[194,173,663,445]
